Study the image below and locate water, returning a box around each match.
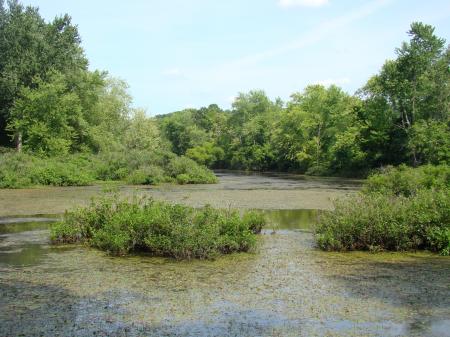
[0,172,449,337]
[262,209,319,230]
[0,171,361,217]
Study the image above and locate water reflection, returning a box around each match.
[261,209,319,230]
[0,222,52,267]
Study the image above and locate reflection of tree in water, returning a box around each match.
[264,209,319,230]
[0,244,48,267]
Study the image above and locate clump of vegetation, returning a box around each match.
[166,156,217,184]
[51,196,265,259]
[0,151,217,188]
[316,165,450,255]
[363,164,449,196]
[0,153,94,188]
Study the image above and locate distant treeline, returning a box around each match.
[0,0,449,178]
[157,22,449,176]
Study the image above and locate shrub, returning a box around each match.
[316,165,450,255]
[0,150,218,188]
[364,164,449,196]
[126,165,166,185]
[167,156,217,184]
[51,196,265,259]
[0,153,94,188]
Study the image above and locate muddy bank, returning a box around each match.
[0,171,359,217]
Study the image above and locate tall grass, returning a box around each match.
[51,196,265,259]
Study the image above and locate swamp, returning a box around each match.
[1,172,449,337]
[0,1,449,336]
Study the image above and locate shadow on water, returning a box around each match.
[319,253,450,337]
[0,279,302,337]
[1,216,450,336]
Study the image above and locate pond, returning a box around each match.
[1,172,449,337]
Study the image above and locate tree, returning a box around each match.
[407,120,450,165]
[275,85,362,173]
[124,109,161,152]
[360,22,449,166]
[7,72,82,155]
[0,0,87,147]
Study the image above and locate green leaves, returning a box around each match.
[51,196,265,259]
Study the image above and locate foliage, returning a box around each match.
[166,156,218,184]
[0,152,94,188]
[407,120,450,165]
[0,150,218,188]
[316,165,450,255]
[157,22,449,177]
[186,142,224,167]
[51,196,265,258]
[0,0,88,147]
[316,188,450,254]
[363,164,449,197]
[1,2,449,184]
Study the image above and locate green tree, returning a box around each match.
[124,109,161,152]
[0,0,88,147]
[408,120,450,165]
[7,71,82,155]
[360,22,450,166]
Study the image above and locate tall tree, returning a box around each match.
[0,0,87,147]
[360,22,449,166]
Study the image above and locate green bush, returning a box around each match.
[51,196,265,259]
[364,164,449,196]
[0,153,94,188]
[0,150,218,188]
[316,165,450,255]
[167,156,218,184]
[126,165,167,185]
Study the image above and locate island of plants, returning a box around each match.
[316,165,450,255]
[51,195,266,259]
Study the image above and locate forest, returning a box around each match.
[0,0,448,187]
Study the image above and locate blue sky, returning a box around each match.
[22,0,450,115]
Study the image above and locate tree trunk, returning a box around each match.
[15,132,22,152]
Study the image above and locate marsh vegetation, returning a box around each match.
[317,166,450,255]
[51,195,265,258]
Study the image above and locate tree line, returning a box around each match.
[159,22,449,176]
[1,0,449,178]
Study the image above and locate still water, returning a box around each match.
[0,173,449,337]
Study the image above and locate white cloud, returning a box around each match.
[278,0,329,8]
[314,77,351,86]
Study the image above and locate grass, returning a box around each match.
[316,165,450,255]
[51,195,265,259]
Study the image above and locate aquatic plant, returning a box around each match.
[316,165,450,255]
[51,196,265,258]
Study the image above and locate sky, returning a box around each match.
[22,0,450,115]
